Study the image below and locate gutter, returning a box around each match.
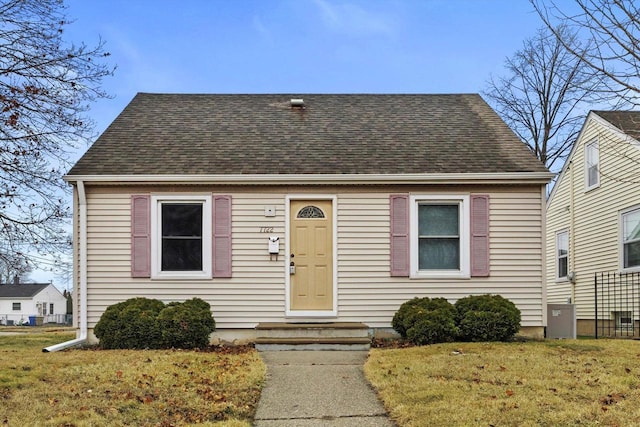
[44,181,88,352]
[63,172,555,186]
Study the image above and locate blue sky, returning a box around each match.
[37,0,556,286]
[64,0,550,143]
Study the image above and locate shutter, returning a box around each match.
[471,194,490,277]
[390,194,410,277]
[213,195,232,278]
[131,195,151,278]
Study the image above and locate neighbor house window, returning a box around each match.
[614,311,633,332]
[50,303,54,315]
[556,230,569,280]
[410,195,470,278]
[151,195,212,279]
[585,140,599,190]
[622,206,640,270]
[12,302,20,311]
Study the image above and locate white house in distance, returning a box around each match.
[546,111,640,337]
[60,93,553,347]
[0,283,68,325]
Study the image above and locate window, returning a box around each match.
[622,207,640,270]
[556,230,569,280]
[614,311,633,332]
[50,303,54,315]
[12,302,20,311]
[585,140,599,189]
[151,195,212,279]
[410,195,470,278]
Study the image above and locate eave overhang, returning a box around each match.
[64,172,554,186]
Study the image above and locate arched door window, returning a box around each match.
[297,205,325,219]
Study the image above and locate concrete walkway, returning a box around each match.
[254,351,394,426]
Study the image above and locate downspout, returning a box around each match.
[569,160,576,304]
[44,180,88,352]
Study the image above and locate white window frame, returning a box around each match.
[12,302,20,311]
[151,194,212,280]
[410,194,470,279]
[585,139,600,191]
[556,230,569,281]
[620,205,640,272]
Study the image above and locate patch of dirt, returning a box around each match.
[371,338,414,349]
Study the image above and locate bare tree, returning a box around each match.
[531,0,640,104]
[484,26,598,172]
[0,251,32,284]
[0,0,113,264]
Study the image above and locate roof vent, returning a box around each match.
[290,98,305,109]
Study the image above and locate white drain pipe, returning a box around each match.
[44,180,88,352]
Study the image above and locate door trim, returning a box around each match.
[285,194,338,317]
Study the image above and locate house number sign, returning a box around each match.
[259,227,274,233]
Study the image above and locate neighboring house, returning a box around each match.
[546,111,640,337]
[64,93,552,344]
[0,283,68,325]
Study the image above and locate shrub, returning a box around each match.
[406,308,458,345]
[392,297,457,344]
[455,294,521,342]
[94,297,216,350]
[157,298,216,349]
[94,297,165,349]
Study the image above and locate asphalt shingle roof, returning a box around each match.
[0,284,50,298]
[593,110,640,141]
[68,93,548,176]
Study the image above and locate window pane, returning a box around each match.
[419,204,459,236]
[558,257,568,278]
[557,232,568,256]
[623,209,640,241]
[625,241,640,269]
[161,203,203,271]
[419,238,459,269]
[162,204,202,237]
[162,239,203,271]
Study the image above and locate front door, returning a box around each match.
[290,200,333,311]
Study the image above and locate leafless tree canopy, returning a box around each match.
[532,0,640,104]
[484,26,598,172]
[0,0,113,270]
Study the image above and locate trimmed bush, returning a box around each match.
[94,297,216,350]
[392,297,457,344]
[455,294,521,342]
[157,298,216,349]
[406,308,458,345]
[94,297,165,349]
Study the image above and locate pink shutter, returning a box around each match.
[131,195,151,278]
[213,195,232,278]
[390,194,410,277]
[471,194,490,277]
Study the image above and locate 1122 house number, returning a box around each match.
[259,227,274,233]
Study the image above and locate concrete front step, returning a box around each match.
[255,322,371,351]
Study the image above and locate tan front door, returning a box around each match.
[290,200,333,311]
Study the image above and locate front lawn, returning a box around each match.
[365,339,640,426]
[0,331,266,426]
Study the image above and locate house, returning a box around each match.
[546,111,640,337]
[0,283,68,325]
[60,93,552,347]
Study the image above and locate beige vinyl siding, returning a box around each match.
[80,184,546,330]
[336,188,545,327]
[546,115,640,320]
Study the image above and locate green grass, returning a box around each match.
[0,331,266,426]
[365,339,640,427]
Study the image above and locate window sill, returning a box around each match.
[621,266,640,274]
[410,271,470,280]
[151,271,211,280]
[585,183,600,193]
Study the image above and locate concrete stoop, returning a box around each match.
[255,322,371,351]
